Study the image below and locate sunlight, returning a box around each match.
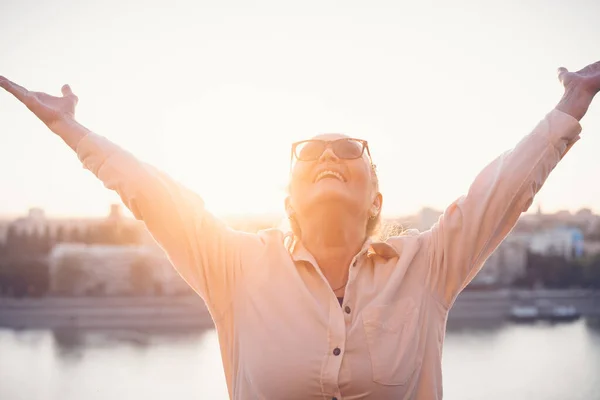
[157,84,295,216]
[1,0,599,218]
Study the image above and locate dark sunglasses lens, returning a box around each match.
[333,139,363,159]
[296,141,326,161]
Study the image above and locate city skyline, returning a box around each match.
[2,201,599,224]
[2,0,600,219]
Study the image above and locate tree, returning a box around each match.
[129,256,154,295]
[55,225,66,244]
[5,225,24,256]
[119,225,140,245]
[68,226,86,243]
[520,252,592,289]
[521,252,573,288]
[41,225,53,254]
[580,254,600,288]
[90,223,119,244]
[27,229,44,255]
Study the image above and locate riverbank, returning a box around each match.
[0,296,213,330]
[449,289,600,320]
[1,290,598,329]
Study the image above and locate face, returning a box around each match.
[287,133,382,221]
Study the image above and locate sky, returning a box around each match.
[1,0,599,220]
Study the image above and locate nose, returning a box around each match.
[318,145,339,163]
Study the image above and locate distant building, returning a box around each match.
[7,207,90,238]
[47,243,188,296]
[529,226,584,260]
[472,226,585,287]
[0,205,153,246]
[473,234,529,286]
[522,205,600,234]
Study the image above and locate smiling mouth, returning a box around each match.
[314,170,346,182]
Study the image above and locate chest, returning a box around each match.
[231,256,431,399]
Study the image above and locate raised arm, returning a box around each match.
[0,77,265,319]
[422,60,600,307]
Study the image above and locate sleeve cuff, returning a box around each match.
[546,108,582,148]
[76,132,123,176]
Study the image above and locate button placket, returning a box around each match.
[348,249,367,278]
[343,252,365,316]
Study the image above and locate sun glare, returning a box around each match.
[1,1,600,219]
[156,84,298,217]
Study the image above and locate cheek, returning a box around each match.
[288,166,311,202]
[350,165,372,189]
[289,172,306,193]
[291,163,311,183]
[349,170,376,205]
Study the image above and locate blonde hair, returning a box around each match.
[365,163,381,237]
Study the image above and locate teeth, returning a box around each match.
[315,170,344,182]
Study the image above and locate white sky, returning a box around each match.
[1,0,599,219]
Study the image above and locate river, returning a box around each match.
[1,319,599,400]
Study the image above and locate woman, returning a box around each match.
[1,60,599,399]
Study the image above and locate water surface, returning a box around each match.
[1,320,599,400]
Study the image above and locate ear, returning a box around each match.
[370,192,383,217]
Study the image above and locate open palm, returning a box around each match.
[559,61,600,95]
[555,60,600,120]
[0,76,78,132]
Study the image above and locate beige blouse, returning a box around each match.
[76,109,581,399]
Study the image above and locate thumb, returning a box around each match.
[61,84,74,97]
[557,67,569,84]
[61,84,78,104]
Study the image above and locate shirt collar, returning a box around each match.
[286,233,399,264]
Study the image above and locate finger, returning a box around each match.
[61,83,79,105]
[0,76,31,103]
[557,67,569,83]
[61,84,73,97]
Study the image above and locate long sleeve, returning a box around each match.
[423,109,582,307]
[76,133,265,319]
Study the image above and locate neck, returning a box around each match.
[297,207,368,291]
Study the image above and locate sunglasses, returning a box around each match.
[290,138,371,169]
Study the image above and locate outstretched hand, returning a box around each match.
[0,77,78,132]
[556,60,600,121]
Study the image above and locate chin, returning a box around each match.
[302,188,357,212]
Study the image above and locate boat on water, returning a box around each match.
[545,305,581,322]
[508,303,581,323]
[509,305,540,322]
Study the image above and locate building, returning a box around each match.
[0,205,154,247]
[6,207,92,239]
[528,226,584,260]
[472,234,529,286]
[47,243,189,296]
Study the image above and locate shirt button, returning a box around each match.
[333,347,341,356]
[344,306,351,314]
[332,397,338,400]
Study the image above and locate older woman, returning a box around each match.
[1,59,599,399]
